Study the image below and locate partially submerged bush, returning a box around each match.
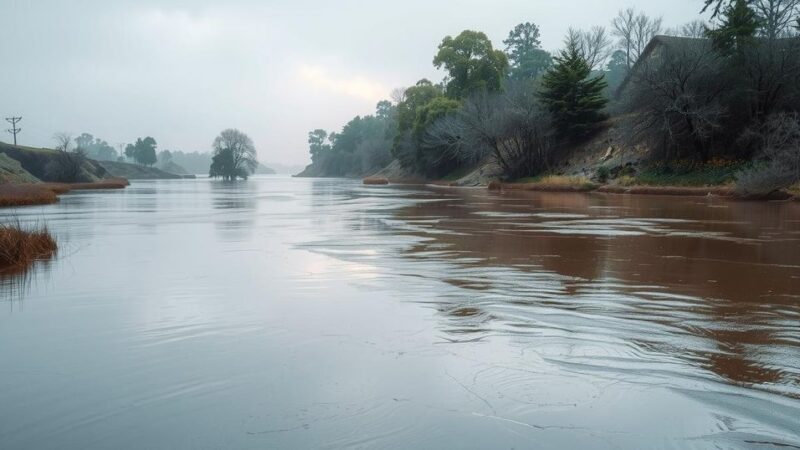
[0,220,57,271]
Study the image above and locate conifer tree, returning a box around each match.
[538,37,608,138]
[706,0,759,53]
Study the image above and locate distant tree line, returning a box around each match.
[302,0,800,194]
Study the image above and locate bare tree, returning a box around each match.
[736,112,800,194]
[47,132,87,182]
[633,13,663,61]
[612,8,663,68]
[753,0,800,39]
[612,8,637,68]
[668,20,708,38]
[576,26,613,70]
[52,132,74,153]
[619,39,727,161]
[423,81,554,180]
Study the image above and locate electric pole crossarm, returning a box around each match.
[5,116,22,145]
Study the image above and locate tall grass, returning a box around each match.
[0,220,57,271]
[0,185,60,207]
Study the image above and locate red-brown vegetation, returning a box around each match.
[0,178,130,208]
[0,221,57,272]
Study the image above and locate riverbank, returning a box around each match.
[364,173,800,200]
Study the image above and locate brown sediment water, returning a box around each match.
[0,177,798,449]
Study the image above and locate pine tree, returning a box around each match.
[706,0,759,53]
[539,37,608,138]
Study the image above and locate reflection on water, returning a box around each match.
[1,177,799,449]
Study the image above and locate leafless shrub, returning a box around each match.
[45,132,88,182]
[619,39,727,161]
[423,81,553,180]
[736,112,800,195]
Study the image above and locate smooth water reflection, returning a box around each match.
[1,176,799,449]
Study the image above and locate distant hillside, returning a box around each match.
[0,141,110,183]
[255,162,276,175]
[264,162,305,175]
[167,150,275,175]
[0,152,40,184]
[0,141,188,182]
[98,161,185,180]
[157,160,190,175]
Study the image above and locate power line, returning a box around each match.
[5,116,22,146]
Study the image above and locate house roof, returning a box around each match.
[615,35,708,98]
[615,35,800,98]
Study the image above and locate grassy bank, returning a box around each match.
[0,221,57,273]
[0,178,129,208]
[492,175,598,192]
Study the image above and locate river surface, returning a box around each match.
[1,176,799,449]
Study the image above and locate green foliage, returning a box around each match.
[635,159,749,186]
[413,97,462,176]
[433,30,509,98]
[158,150,172,164]
[125,137,157,166]
[308,129,331,163]
[393,80,446,170]
[605,50,628,92]
[209,148,240,180]
[74,133,118,161]
[539,38,608,138]
[504,22,553,80]
[596,166,610,183]
[413,97,461,140]
[306,101,397,177]
[396,80,443,132]
[706,0,759,53]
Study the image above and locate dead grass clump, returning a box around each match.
[0,184,60,207]
[67,178,130,190]
[499,175,598,192]
[0,221,57,271]
[363,177,389,185]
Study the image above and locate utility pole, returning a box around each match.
[5,116,22,146]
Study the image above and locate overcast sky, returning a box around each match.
[1,0,705,165]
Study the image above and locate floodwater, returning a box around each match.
[1,176,799,449]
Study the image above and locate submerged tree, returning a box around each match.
[539,35,608,138]
[209,129,257,180]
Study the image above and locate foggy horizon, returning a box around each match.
[1,0,703,166]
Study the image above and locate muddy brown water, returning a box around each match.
[1,176,799,449]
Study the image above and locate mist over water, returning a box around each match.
[1,176,799,449]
